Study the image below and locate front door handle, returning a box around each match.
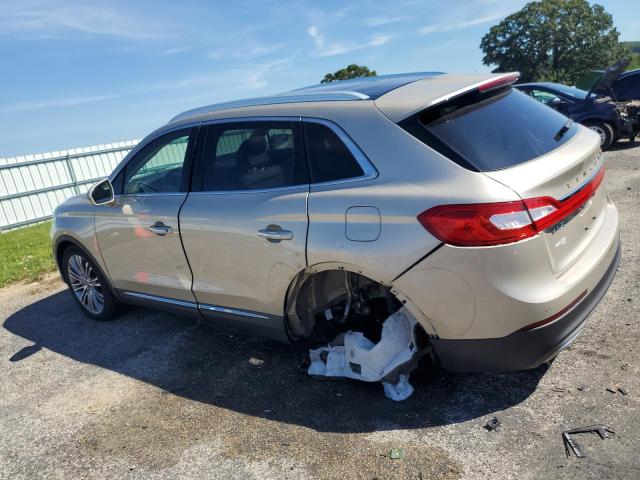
[257,226,293,241]
[146,222,173,236]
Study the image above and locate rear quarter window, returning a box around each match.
[400,88,579,172]
[304,122,365,183]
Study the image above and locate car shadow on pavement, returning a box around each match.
[4,291,547,433]
[608,139,638,151]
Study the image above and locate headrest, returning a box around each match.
[238,135,267,156]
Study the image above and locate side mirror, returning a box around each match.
[88,179,115,206]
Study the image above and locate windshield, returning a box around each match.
[401,88,579,171]
[547,83,593,100]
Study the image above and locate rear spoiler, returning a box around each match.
[374,72,520,123]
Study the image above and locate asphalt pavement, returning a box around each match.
[1,141,639,479]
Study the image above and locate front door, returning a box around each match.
[95,127,198,305]
[179,120,309,337]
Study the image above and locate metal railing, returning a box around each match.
[0,140,139,231]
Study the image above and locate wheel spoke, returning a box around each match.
[80,286,90,306]
[67,268,82,284]
[88,288,97,312]
[94,289,104,310]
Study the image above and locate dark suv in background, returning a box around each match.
[517,59,640,149]
[516,82,638,149]
[578,65,640,102]
[607,69,640,101]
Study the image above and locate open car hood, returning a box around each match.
[586,58,630,97]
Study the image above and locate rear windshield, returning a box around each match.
[400,88,579,171]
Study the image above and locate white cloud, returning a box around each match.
[1,94,120,113]
[421,12,512,34]
[241,58,292,90]
[364,16,407,27]
[142,57,293,95]
[161,46,192,56]
[0,1,176,40]
[207,43,284,61]
[307,25,391,57]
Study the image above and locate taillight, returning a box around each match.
[418,165,605,247]
[418,201,537,246]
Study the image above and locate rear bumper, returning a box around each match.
[430,240,621,372]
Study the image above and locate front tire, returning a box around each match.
[583,121,614,150]
[62,247,120,320]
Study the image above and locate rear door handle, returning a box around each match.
[257,226,293,241]
[146,222,173,236]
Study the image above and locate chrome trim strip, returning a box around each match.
[122,291,198,309]
[199,115,302,126]
[170,93,369,123]
[309,90,368,100]
[115,192,187,198]
[122,291,271,320]
[189,184,308,196]
[200,304,270,320]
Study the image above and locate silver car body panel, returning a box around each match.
[170,91,371,123]
[483,127,605,275]
[374,72,518,122]
[51,194,108,274]
[52,72,620,370]
[93,194,196,302]
[180,185,309,316]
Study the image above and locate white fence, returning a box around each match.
[0,140,140,231]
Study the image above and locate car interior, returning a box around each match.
[202,126,304,191]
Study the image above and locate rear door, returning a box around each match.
[95,127,199,304]
[179,119,309,336]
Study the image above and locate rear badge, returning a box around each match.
[548,200,589,235]
[554,237,567,248]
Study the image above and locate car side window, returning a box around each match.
[529,89,561,105]
[200,121,307,191]
[123,129,192,194]
[304,122,365,184]
[614,75,640,100]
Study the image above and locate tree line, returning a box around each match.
[321,0,637,86]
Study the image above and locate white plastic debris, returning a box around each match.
[383,375,414,401]
[308,307,419,401]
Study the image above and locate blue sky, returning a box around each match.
[0,0,637,158]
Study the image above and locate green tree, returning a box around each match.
[321,64,377,83]
[623,41,640,70]
[480,0,630,83]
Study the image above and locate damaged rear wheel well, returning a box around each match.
[284,268,428,349]
[290,268,431,401]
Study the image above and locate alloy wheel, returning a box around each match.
[588,125,606,145]
[67,254,104,315]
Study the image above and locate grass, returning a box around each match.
[0,221,56,288]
